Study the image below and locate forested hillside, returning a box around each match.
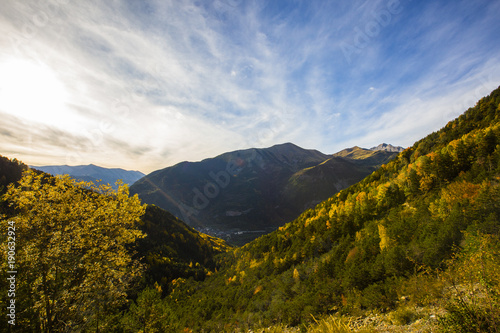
[0,156,28,194]
[0,158,229,332]
[160,86,500,331]
[284,147,398,211]
[137,204,230,292]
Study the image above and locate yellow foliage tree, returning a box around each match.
[1,171,145,332]
[378,224,392,251]
[430,181,480,220]
[293,268,300,283]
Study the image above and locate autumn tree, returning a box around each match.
[1,171,145,332]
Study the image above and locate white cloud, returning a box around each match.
[0,0,499,172]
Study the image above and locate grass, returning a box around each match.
[386,306,423,325]
[307,315,375,333]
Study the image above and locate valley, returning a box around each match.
[131,143,399,244]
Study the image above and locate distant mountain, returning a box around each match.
[30,164,145,188]
[370,143,405,152]
[130,143,398,244]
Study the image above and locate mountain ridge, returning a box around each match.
[130,143,399,244]
[31,164,145,188]
[370,143,405,152]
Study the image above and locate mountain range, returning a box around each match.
[1,85,499,332]
[30,164,145,188]
[130,143,399,244]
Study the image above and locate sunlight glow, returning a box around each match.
[0,59,69,126]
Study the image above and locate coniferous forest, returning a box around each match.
[2,86,500,332]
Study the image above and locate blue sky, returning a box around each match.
[1,0,499,173]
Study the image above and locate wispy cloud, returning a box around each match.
[0,0,499,172]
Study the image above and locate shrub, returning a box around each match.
[387,306,422,325]
[438,233,500,332]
